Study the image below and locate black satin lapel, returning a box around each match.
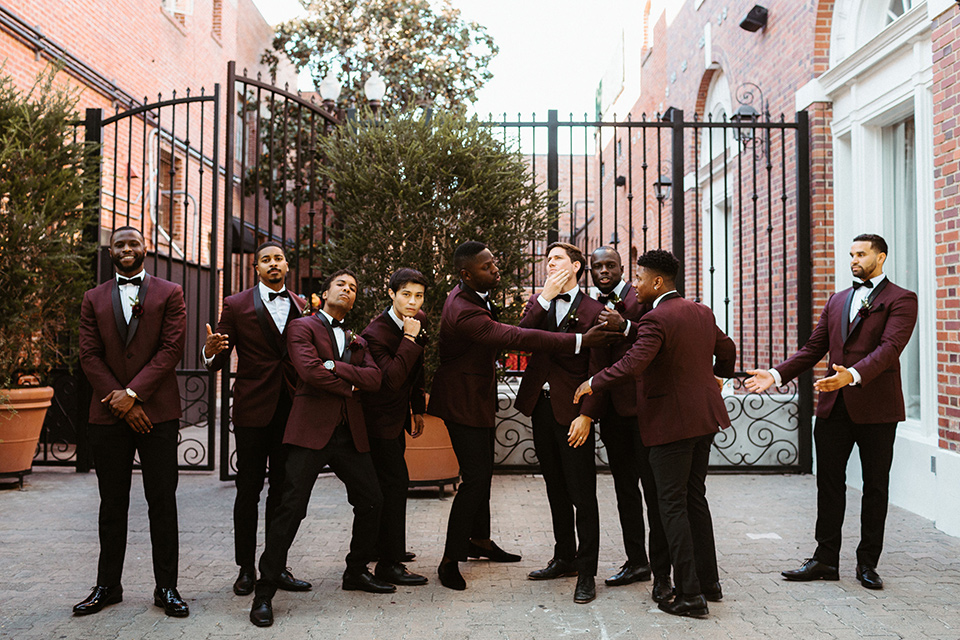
[111,281,128,344]
[659,291,682,304]
[546,298,559,331]
[343,335,354,364]
[841,289,855,343]
[125,275,150,347]
[314,313,343,361]
[253,290,283,355]
[279,299,300,357]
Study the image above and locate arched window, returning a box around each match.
[885,0,916,25]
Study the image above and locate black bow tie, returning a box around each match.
[852,280,874,290]
[555,293,571,302]
[268,290,289,301]
[117,276,142,287]
[597,293,613,303]
[329,318,343,328]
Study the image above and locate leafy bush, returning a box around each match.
[0,68,98,390]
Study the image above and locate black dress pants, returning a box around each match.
[812,393,897,569]
[598,410,670,577]
[443,421,495,560]
[369,432,410,564]
[532,393,599,576]
[89,419,180,588]
[256,422,382,598]
[233,390,291,568]
[647,433,719,596]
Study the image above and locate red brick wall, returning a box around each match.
[932,8,960,452]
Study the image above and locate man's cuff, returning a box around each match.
[574,334,582,354]
[537,295,551,310]
[848,367,862,386]
[769,368,783,387]
[622,320,631,336]
[202,345,215,367]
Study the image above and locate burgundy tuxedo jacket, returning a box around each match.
[428,283,578,429]
[205,286,306,428]
[360,309,428,440]
[283,314,382,452]
[79,275,186,425]
[591,281,650,418]
[514,291,605,424]
[775,279,918,423]
[592,294,736,446]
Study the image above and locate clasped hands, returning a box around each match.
[101,389,153,433]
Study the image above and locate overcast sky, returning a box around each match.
[249,0,683,121]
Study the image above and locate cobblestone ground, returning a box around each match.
[1,469,959,639]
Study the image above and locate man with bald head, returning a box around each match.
[587,246,671,602]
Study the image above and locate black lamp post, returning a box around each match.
[653,174,672,202]
[732,82,769,158]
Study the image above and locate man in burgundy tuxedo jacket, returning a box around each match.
[203,241,310,596]
[360,268,431,587]
[747,234,918,590]
[576,249,736,618]
[514,242,606,604]
[587,245,671,601]
[251,269,388,628]
[429,241,618,591]
[75,226,189,618]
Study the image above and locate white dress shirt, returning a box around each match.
[116,270,146,324]
[388,306,405,331]
[320,309,347,357]
[259,281,293,334]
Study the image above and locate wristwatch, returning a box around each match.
[125,388,140,401]
[323,360,336,371]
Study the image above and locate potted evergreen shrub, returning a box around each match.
[0,68,97,484]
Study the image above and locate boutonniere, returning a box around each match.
[129,296,144,319]
[488,299,502,316]
[857,298,872,319]
[346,330,365,352]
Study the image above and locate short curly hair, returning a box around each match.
[636,249,680,279]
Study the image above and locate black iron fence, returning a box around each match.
[486,108,813,473]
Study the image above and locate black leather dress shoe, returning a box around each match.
[658,593,709,617]
[376,561,428,586]
[403,551,417,562]
[528,558,578,580]
[277,568,312,592]
[856,564,883,590]
[342,568,397,593]
[467,539,521,562]
[438,560,467,590]
[153,587,189,617]
[781,558,840,582]
[702,581,723,602]
[234,566,256,596]
[605,562,652,586]
[73,585,123,615]
[573,575,596,604]
[249,596,273,627]
[651,575,675,603]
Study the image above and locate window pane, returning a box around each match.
[882,115,919,419]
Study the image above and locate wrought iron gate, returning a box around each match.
[487,108,813,473]
[36,88,221,472]
[218,62,338,480]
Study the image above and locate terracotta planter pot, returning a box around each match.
[405,409,460,496]
[0,386,54,475]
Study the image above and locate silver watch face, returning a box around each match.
[323,360,335,370]
[125,388,136,398]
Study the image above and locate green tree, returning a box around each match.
[314,111,549,382]
[264,0,498,113]
[0,68,98,390]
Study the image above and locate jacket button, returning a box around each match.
[127,353,133,359]
[843,348,849,354]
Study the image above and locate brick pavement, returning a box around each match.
[1,470,959,639]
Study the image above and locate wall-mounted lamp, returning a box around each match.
[653,174,672,202]
[615,175,627,188]
[731,82,769,159]
[739,5,768,32]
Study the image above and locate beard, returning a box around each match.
[112,252,145,273]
